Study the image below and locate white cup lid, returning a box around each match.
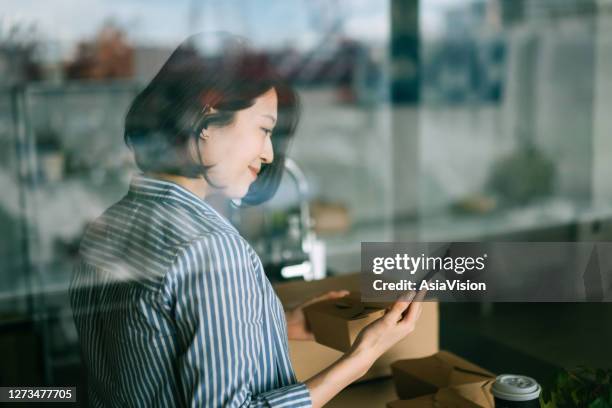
[491,374,542,401]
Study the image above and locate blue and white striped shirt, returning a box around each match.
[69,174,312,407]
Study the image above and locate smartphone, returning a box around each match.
[414,246,451,293]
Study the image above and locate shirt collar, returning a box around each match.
[128,173,239,234]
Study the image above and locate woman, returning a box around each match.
[69,33,424,408]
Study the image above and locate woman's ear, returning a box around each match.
[199,128,210,141]
[196,105,217,141]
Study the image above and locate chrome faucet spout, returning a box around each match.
[283,158,312,239]
[283,158,326,280]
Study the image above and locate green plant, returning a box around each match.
[541,367,612,408]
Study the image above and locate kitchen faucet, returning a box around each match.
[230,158,326,281]
[281,158,326,281]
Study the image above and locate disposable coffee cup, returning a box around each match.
[491,374,541,407]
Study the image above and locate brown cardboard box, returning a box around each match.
[391,350,495,400]
[387,380,495,408]
[345,290,394,309]
[273,273,439,383]
[437,380,495,407]
[387,394,480,408]
[387,395,439,408]
[302,294,386,352]
[327,376,398,408]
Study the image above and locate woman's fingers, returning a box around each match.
[301,290,350,308]
[397,290,416,303]
[384,291,416,323]
[399,288,428,327]
[414,287,428,304]
[319,290,350,301]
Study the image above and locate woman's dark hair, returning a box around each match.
[124,32,300,205]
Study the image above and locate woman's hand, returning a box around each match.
[347,289,427,371]
[285,290,350,341]
[303,289,427,408]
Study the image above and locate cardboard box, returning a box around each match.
[303,293,386,352]
[437,380,495,408]
[387,395,438,408]
[273,273,439,383]
[344,290,394,309]
[387,380,495,408]
[327,376,398,408]
[391,350,495,400]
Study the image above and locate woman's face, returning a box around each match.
[200,88,277,199]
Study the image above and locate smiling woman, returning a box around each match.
[70,32,310,408]
[194,87,278,198]
[123,32,300,205]
[69,31,424,408]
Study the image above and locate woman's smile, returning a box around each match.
[248,165,260,179]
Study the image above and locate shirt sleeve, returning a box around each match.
[164,232,312,408]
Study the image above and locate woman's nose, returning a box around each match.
[261,135,274,164]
